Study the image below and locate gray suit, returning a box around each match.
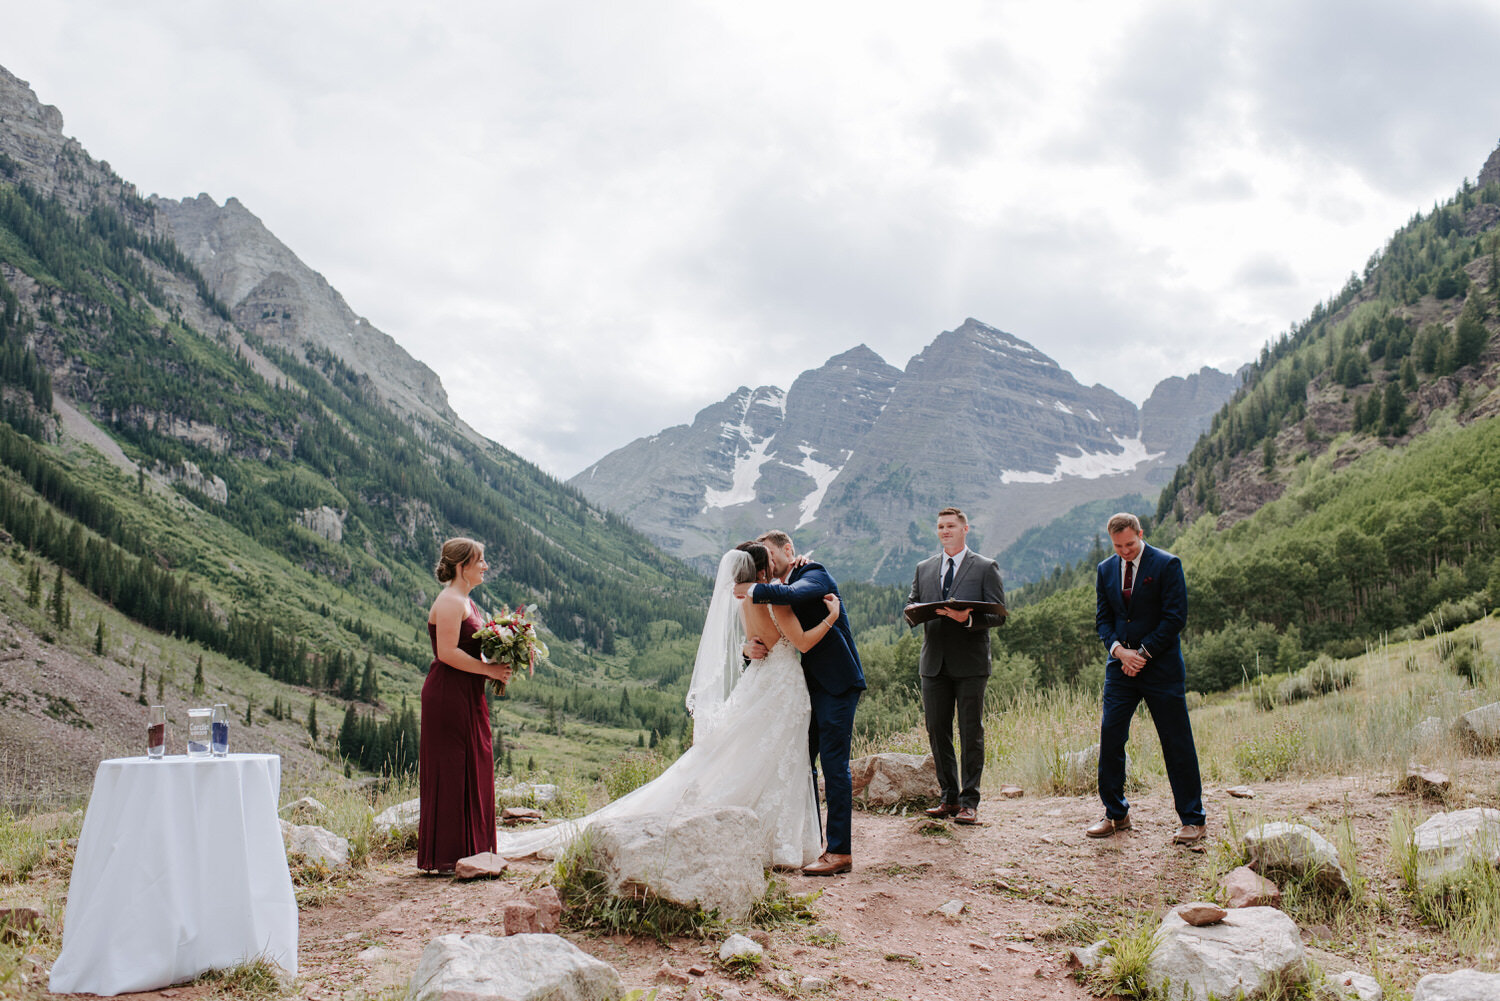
[907,549,1007,809]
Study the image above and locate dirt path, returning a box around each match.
[28,770,1487,1001]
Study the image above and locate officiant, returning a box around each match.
[904,507,1007,825]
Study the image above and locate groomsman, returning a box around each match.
[905,507,1007,825]
[1086,512,1205,844]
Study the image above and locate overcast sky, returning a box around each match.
[6,1,1500,476]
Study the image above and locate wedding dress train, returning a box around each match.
[491,553,822,869]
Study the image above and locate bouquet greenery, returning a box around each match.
[474,604,548,695]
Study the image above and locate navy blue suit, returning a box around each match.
[753,561,865,855]
[1094,543,1204,827]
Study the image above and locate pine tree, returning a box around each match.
[359,655,378,703]
[307,699,319,742]
[244,699,253,726]
[94,620,106,656]
[156,670,164,701]
[137,662,147,706]
[48,565,68,629]
[24,563,41,608]
[193,654,205,697]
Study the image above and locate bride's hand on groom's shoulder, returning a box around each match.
[732,581,756,599]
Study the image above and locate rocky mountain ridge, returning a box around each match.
[572,319,1237,582]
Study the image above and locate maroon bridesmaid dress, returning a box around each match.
[418,604,495,871]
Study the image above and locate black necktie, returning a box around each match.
[1123,559,1134,603]
[942,557,955,599]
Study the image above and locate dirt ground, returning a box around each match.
[23,768,1495,1001]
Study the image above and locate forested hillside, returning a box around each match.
[0,85,716,797]
[950,166,1500,706]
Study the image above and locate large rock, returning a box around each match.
[1454,702,1500,752]
[1244,822,1353,894]
[1413,969,1500,1000]
[406,933,621,1001]
[1411,808,1500,885]
[849,753,938,807]
[1147,906,1307,1001]
[279,819,350,868]
[374,798,421,835]
[590,807,769,922]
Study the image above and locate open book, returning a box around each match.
[902,600,1007,627]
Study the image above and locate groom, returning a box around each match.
[736,530,865,876]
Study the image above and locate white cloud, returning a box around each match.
[5,0,1499,474]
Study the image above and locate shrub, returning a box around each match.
[599,750,670,801]
[1234,719,1305,781]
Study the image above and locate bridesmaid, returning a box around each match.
[418,538,512,873]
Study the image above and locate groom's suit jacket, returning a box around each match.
[753,561,866,697]
[1095,542,1188,681]
[907,548,1007,679]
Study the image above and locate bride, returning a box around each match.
[491,542,840,869]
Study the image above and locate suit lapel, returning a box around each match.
[1106,554,1125,608]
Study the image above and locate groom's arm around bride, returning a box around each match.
[734,529,865,875]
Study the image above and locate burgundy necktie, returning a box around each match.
[1122,559,1134,603]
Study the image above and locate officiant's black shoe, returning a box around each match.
[925,802,960,819]
[802,852,852,876]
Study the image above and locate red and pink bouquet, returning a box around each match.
[474,604,548,695]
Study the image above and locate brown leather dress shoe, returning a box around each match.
[954,807,978,825]
[1085,815,1131,838]
[802,852,853,876]
[1172,824,1207,845]
[925,802,960,818]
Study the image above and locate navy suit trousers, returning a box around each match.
[808,686,861,855]
[1098,667,1205,826]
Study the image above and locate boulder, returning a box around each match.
[1066,940,1108,970]
[374,798,421,835]
[1244,822,1352,894]
[406,933,621,1001]
[499,782,560,805]
[278,796,328,822]
[1060,744,1100,791]
[1410,716,1445,744]
[1412,969,1500,1000]
[589,807,769,922]
[1174,902,1227,927]
[1454,702,1500,752]
[502,902,538,935]
[1411,808,1500,885]
[454,853,509,880]
[1328,970,1383,1000]
[1147,906,1307,1001]
[998,785,1024,799]
[1222,865,1281,909]
[936,899,966,919]
[849,752,939,807]
[1401,767,1451,798]
[279,819,350,868]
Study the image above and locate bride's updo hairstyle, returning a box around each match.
[733,542,768,583]
[434,537,483,583]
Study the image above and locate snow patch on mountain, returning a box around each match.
[999,434,1164,485]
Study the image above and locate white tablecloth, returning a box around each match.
[50,754,298,995]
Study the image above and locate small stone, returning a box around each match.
[1175,901,1228,927]
[800,976,830,990]
[1223,865,1282,908]
[977,963,993,972]
[527,886,563,933]
[1301,923,1335,942]
[0,908,45,945]
[1227,786,1255,798]
[500,900,538,935]
[657,961,691,984]
[687,965,709,977]
[967,939,990,950]
[453,852,509,880]
[1331,970,1382,1000]
[356,947,387,962]
[936,899,966,918]
[747,929,771,948]
[1400,767,1451,799]
[500,806,544,825]
[718,933,764,962]
[998,785,1024,798]
[1067,941,1108,970]
[1005,942,1039,954]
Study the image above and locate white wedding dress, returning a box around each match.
[491,552,822,868]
